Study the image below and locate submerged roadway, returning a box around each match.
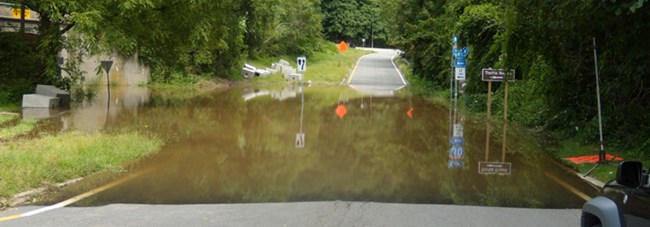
[0,49,583,226]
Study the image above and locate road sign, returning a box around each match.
[482,69,515,82]
[455,67,466,81]
[453,47,469,60]
[453,124,464,137]
[335,104,347,118]
[100,61,113,74]
[478,161,512,175]
[11,8,31,19]
[452,35,458,44]
[297,56,307,72]
[337,41,349,54]
[451,136,464,146]
[295,133,305,149]
[454,59,466,68]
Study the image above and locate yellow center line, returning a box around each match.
[545,172,592,202]
[0,165,156,222]
[346,54,367,84]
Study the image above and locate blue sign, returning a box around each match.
[453,47,469,60]
[454,59,466,68]
[452,35,458,44]
[451,136,464,146]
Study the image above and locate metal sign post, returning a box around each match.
[448,35,468,169]
[296,56,306,149]
[480,68,515,175]
[100,60,113,128]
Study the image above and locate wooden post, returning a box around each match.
[485,81,492,161]
[502,80,509,162]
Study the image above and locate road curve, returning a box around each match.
[348,48,407,96]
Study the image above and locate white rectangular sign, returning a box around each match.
[295,133,305,149]
[455,67,466,81]
[297,56,307,72]
[478,161,512,175]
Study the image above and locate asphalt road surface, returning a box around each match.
[0,202,580,227]
[348,48,407,96]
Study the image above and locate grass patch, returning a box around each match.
[0,119,37,140]
[0,103,20,113]
[0,114,18,126]
[0,131,163,198]
[395,57,450,107]
[244,45,372,84]
[551,137,650,182]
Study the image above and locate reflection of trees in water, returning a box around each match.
[51,87,593,208]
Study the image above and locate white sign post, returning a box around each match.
[297,56,307,72]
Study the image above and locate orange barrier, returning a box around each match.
[563,154,623,164]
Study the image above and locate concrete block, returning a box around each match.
[22,94,60,108]
[282,67,296,79]
[279,59,290,66]
[22,108,63,120]
[265,68,278,74]
[244,63,257,71]
[35,84,70,106]
[256,69,271,77]
[287,73,303,82]
[242,68,256,79]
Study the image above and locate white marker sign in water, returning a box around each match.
[297,56,307,72]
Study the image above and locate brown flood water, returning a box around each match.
[41,85,598,208]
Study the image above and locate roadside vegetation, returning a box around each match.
[0,132,162,208]
[382,0,650,182]
[245,44,372,84]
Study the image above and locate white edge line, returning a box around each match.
[391,55,407,85]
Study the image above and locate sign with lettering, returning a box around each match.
[482,69,515,82]
[478,161,512,175]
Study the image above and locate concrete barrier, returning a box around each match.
[22,94,60,108]
[35,84,70,106]
[241,68,256,79]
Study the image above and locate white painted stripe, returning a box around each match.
[390,55,408,85]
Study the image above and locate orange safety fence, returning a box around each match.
[563,154,623,164]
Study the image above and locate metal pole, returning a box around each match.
[592,37,606,163]
[485,81,492,161]
[300,79,304,133]
[449,45,454,144]
[502,79,509,162]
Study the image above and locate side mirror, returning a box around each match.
[616,161,643,188]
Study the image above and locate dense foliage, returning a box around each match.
[384,0,650,156]
[321,0,387,47]
[0,0,324,92]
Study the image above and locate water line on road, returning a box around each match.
[0,157,169,222]
[544,172,591,202]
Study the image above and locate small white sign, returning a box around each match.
[297,56,307,72]
[455,67,466,81]
[295,133,305,149]
[453,124,463,137]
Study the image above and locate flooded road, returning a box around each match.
[42,85,597,208]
